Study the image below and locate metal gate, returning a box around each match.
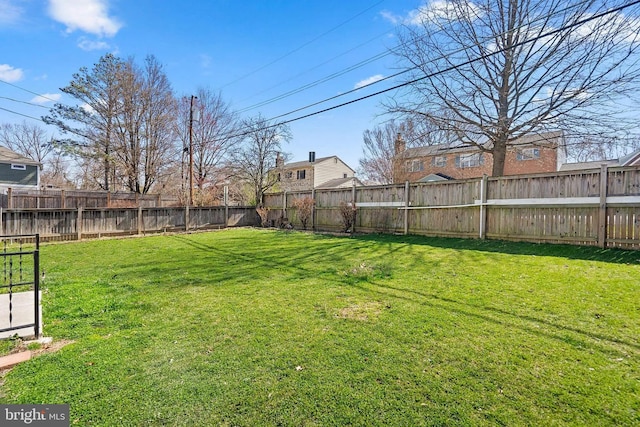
[0,234,40,339]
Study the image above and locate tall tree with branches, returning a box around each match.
[387,0,640,175]
[44,53,123,190]
[232,116,291,205]
[176,88,239,195]
[112,55,177,193]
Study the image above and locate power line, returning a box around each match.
[0,106,45,122]
[235,0,599,116]
[0,96,51,109]
[221,0,640,142]
[220,0,388,90]
[0,79,61,104]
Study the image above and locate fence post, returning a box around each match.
[137,206,143,235]
[185,205,190,232]
[224,185,229,227]
[352,182,357,233]
[77,206,83,240]
[33,234,40,337]
[311,189,316,231]
[598,164,608,248]
[7,188,12,209]
[0,207,2,235]
[479,175,488,239]
[282,191,287,219]
[404,181,410,235]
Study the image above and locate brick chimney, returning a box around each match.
[394,133,406,155]
[276,152,284,168]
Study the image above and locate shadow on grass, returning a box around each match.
[169,231,638,358]
[353,233,640,265]
[352,279,640,358]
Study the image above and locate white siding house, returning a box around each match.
[275,152,362,192]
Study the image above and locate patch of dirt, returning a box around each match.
[336,301,387,321]
[32,339,74,357]
[0,338,74,374]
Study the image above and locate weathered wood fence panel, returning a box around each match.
[262,165,640,249]
[0,206,258,241]
[3,189,176,209]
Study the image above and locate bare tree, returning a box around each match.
[46,54,178,193]
[113,55,177,193]
[176,88,239,199]
[0,122,55,163]
[359,118,450,184]
[232,116,291,205]
[0,121,75,188]
[387,0,640,176]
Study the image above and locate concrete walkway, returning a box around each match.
[0,291,41,339]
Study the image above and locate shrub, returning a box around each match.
[292,196,314,230]
[339,201,357,233]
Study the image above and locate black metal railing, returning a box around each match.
[0,234,40,338]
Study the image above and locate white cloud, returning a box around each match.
[380,10,400,25]
[0,64,24,82]
[384,0,482,26]
[30,93,62,104]
[77,36,110,51]
[575,11,640,45]
[354,74,384,89]
[48,0,122,37]
[81,103,95,114]
[0,0,23,25]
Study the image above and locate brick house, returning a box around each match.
[275,152,362,192]
[392,131,566,182]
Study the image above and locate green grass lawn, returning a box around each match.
[1,228,638,426]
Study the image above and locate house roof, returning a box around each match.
[402,131,563,158]
[559,147,640,171]
[559,160,618,171]
[417,173,454,182]
[619,148,640,166]
[283,155,356,173]
[316,177,363,189]
[0,146,40,166]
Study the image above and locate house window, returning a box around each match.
[405,160,424,173]
[11,164,26,170]
[456,153,483,168]
[285,171,293,179]
[297,169,306,180]
[432,156,446,167]
[343,173,348,178]
[517,147,540,161]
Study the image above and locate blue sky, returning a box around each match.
[0,0,426,170]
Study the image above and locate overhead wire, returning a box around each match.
[219,0,640,142]
[219,0,388,90]
[235,0,600,116]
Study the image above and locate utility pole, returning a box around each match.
[188,95,196,206]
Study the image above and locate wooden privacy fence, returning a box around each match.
[263,165,640,250]
[0,206,259,241]
[1,189,178,209]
